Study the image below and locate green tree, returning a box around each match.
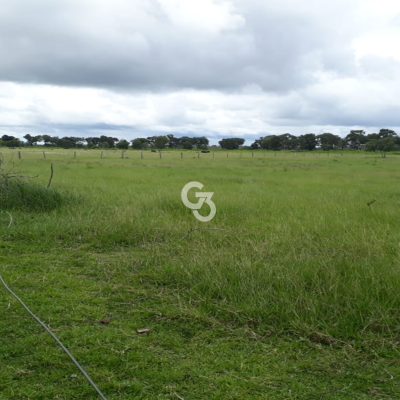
[261,135,282,151]
[219,138,245,150]
[131,138,149,149]
[182,141,193,150]
[378,129,397,139]
[23,134,42,146]
[376,137,399,158]
[154,136,169,149]
[345,130,366,149]
[117,139,129,150]
[299,133,317,151]
[316,133,341,151]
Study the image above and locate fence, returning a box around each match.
[2,149,354,161]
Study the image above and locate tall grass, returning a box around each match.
[1,149,400,340]
[0,153,76,211]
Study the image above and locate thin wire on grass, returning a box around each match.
[179,227,227,241]
[6,211,13,228]
[223,208,250,221]
[0,273,108,400]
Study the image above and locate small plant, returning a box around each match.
[0,154,71,211]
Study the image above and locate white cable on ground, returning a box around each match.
[0,273,108,400]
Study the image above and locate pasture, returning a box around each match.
[1,148,400,399]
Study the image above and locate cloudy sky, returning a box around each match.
[1,0,400,144]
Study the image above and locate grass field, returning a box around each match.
[1,148,400,399]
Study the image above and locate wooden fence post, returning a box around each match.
[181,152,183,159]
[18,151,21,160]
[43,151,46,159]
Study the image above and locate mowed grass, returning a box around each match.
[1,149,400,399]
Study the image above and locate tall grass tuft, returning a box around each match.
[0,154,75,211]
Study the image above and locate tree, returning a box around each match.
[366,137,399,157]
[131,138,149,149]
[195,136,210,150]
[3,139,23,147]
[86,137,101,148]
[316,133,341,150]
[99,136,118,148]
[166,134,181,148]
[250,138,262,149]
[182,141,193,150]
[153,136,169,149]
[376,137,399,158]
[219,138,245,150]
[117,139,129,150]
[299,133,317,151]
[378,129,397,139]
[261,135,282,151]
[345,130,366,150]
[41,135,53,146]
[23,134,42,146]
[1,135,17,142]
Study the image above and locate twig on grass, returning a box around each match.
[179,227,227,241]
[47,163,54,189]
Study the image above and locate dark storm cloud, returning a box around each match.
[0,0,359,92]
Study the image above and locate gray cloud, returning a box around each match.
[0,0,362,92]
[1,0,400,141]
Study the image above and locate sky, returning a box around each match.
[1,0,400,145]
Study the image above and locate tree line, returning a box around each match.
[0,129,399,156]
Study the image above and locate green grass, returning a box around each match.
[1,148,400,399]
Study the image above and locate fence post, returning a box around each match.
[198,152,200,158]
[181,152,183,159]
[18,151,21,160]
[43,151,46,159]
